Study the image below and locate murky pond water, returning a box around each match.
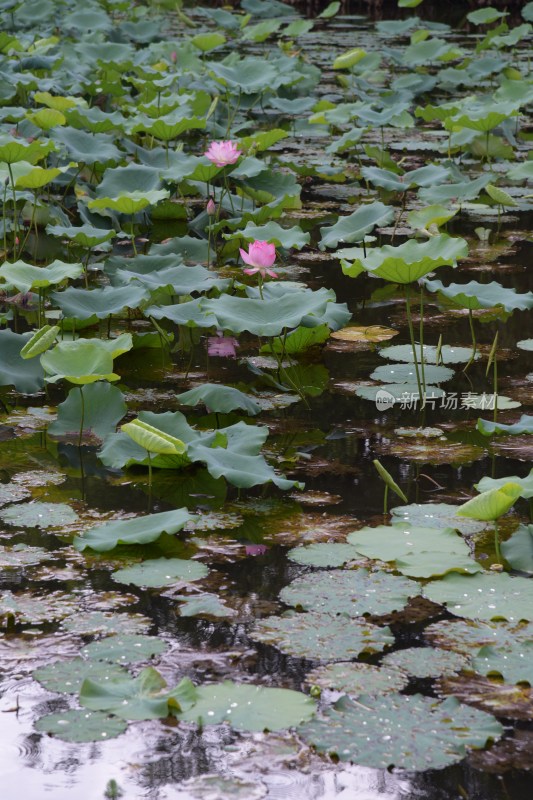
[1,0,533,797]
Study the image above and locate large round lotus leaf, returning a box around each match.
[370,363,454,384]
[391,503,487,535]
[305,662,408,695]
[89,189,170,215]
[40,340,120,385]
[341,235,468,283]
[177,680,316,732]
[319,201,395,250]
[424,279,533,312]
[425,619,533,655]
[0,501,78,528]
[81,634,168,664]
[176,384,261,416]
[297,694,502,770]
[51,285,149,321]
[0,483,30,506]
[46,223,116,247]
[252,612,393,660]
[280,568,420,617]
[287,542,360,568]
[61,611,152,636]
[346,524,481,578]
[379,343,478,364]
[382,646,470,678]
[0,259,83,293]
[33,657,129,694]
[355,383,445,403]
[437,674,533,723]
[456,483,522,522]
[34,709,127,743]
[423,573,533,622]
[476,471,533,500]
[473,643,533,685]
[0,544,50,567]
[48,382,127,441]
[175,593,237,619]
[112,557,208,588]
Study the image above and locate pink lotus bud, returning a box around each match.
[206,198,216,215]
[14,236,19,245]
[204,140,242,168]
[170,50,177,63]
[239,240,278,279]
[207,334,239,358]
[245,544,268,556]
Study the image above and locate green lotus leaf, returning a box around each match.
[424,618,533,654]
[13,164,66,189]
[450,106,517,133]
[288,542,360,568]
[407,205,458,231]
[467,7,508,24]
[81,634,168,664]
[0,329,45,392]
[48,382,127,441]
[33,658,129,695]
[34,709,127,743]
[379,342,478,364]
[381,647,470,678]
[0,259,83,293]
[176,384,261,415]
[74,508,195,552]
[177,680,316,732]
[191,32,226,51]
[508,162,533,181]
[319,201,395,250]
[473,642,533,685]
[477,415,533,436]
[46,223,116,247]
[176,593,237,618]
[342,235,468,283]
[418,174,492,205]
[424,279,533,311]
[486,183,518,207]
[242,20,282,43]
[280,568,419,617]
[131,114,206,141]
[41,340,120,385]
[501,524,533,574]
[517,339,533,351]
[0,500,78,529]
[305,662,408,695]
[51,127,120,164]
[60,611,152,637]
[355,383,445,403]
[370,363,454,383]
[0,136,56,164]
[373,458,408,502]
[476,469,533,500]
[333,47,367,69]
[121,419,187,456]
[347,524,481,578]
[298,694,502,770]
[252,611,394,660]
[112,557,208,588]
[33,91,79,112]
[80,667,197,720]
[319,1,341,18]
[223,221,310,250]
[260,324,330,354]
[391,502,487,535]
[27,107,66,130]
[423,572,533,622]
[89,190,170,215]
[456,483,522,521]
[20,325,59,359]
[52,284,150,321]
[145,299,217,328]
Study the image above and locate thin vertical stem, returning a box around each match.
[405,284,423,403]
[78,385,85,448]
[419,283,426,394]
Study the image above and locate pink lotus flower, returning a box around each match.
[204,140,242,168]
[206,198,216,215]
[240,240,278,278]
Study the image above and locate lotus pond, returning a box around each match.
[1,0,533,797]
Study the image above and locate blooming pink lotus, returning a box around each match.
[240,240,278,279]
[204,140,242,168]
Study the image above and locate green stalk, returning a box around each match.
[494,519,501,564]
[463,309,477,373]
[383,484,389,516]
[404,284,423,404]
[419,283,426,394]
[78,385,85,448]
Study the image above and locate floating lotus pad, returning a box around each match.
[81,634,168,664]
[424,618,533,654]
[346,524,481,578]
[74,508,195,552]
[0,544,50,567]
[34,709,127,743]
[297,694,502,770]
[379,343,479,364]
[251,612,394,660]
[305,662,408,695]
[473,643,533,686]
[391,502,487,535]
[423,572,533,622]
[501,524,533,574]
[280,568,420,617]
[176,681,316,732]
[288,542,360,568]
[381,646,470,678]
[60,611,152,636]
[112,557,208,589]
[33,657,129,694]
[0,501,78,528]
